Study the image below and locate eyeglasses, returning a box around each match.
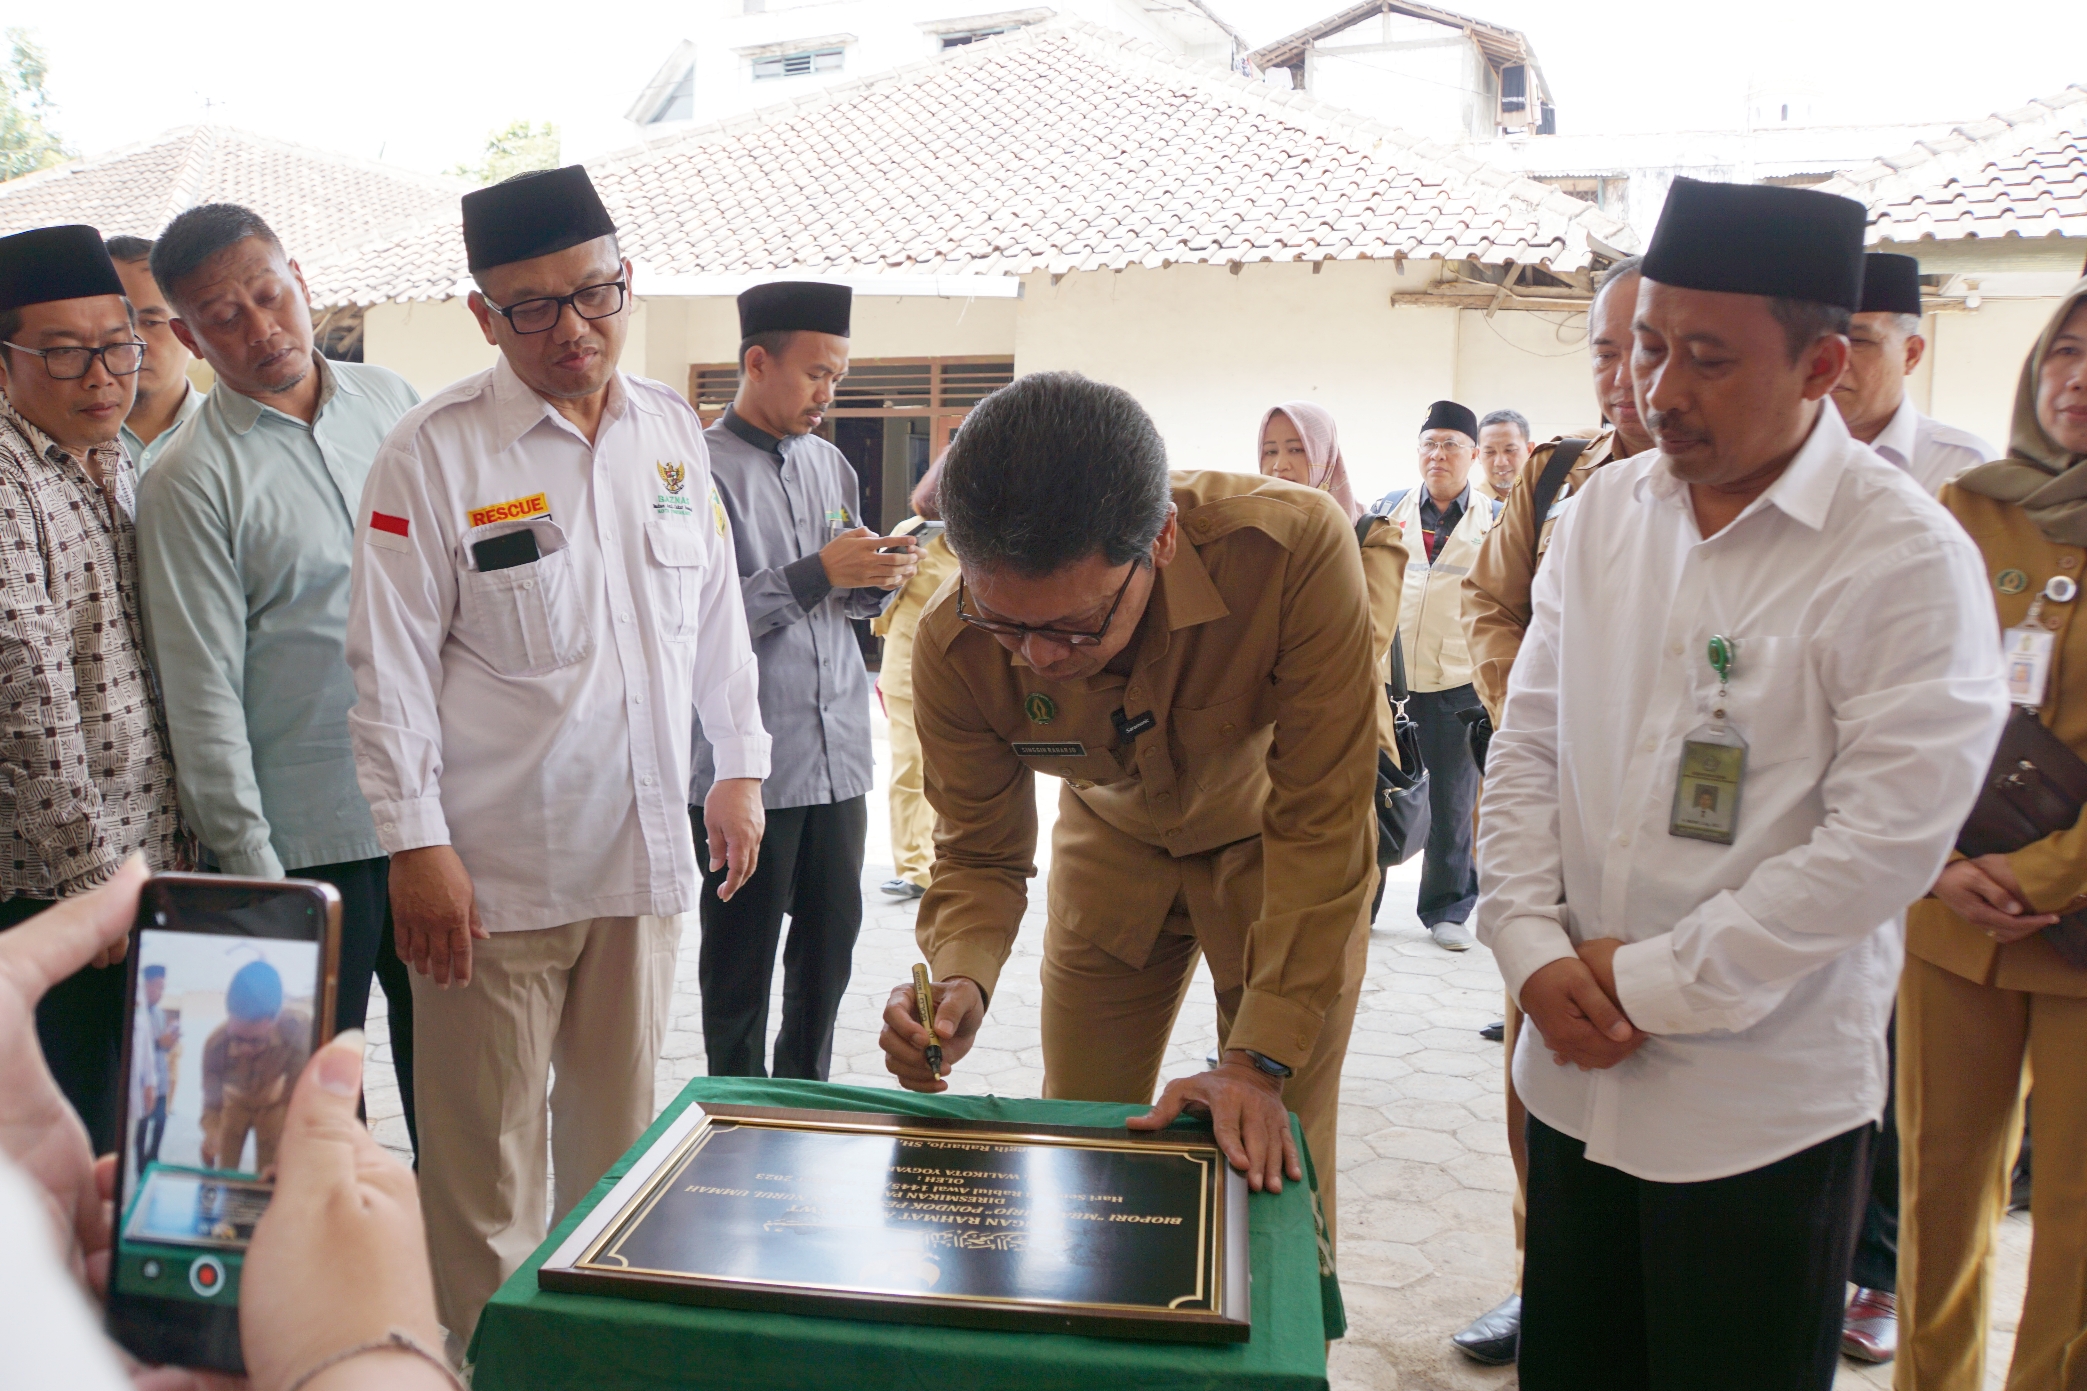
[2,340,146,380]
[481,280,628,335]
[955,565,1141,649]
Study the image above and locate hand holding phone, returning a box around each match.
[819,527,921,591]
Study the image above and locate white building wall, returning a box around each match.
[1927,299,2054,452]
[1303,19,1490,143]
[362,299,498,398]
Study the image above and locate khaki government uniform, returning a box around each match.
[1357,516,1411,758]
[1898,486,2087,1391]
[913,470,1379,1233]
[199,1010,310,1172]
[1459,428,1623,1256]
[871,521,962,890]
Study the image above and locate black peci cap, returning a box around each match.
[1859,252,1923,317]
[1421,399,1479,442]
[1642,177,1868,310]
[461,165,617,274]
[0,224,127,315]
[737,280,852,339]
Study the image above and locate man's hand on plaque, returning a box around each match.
[879,975,985,1092]
[1127,1054,1302,1195]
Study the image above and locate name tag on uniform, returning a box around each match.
[1012,741,1087,758]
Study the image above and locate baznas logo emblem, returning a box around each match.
[657,461,688,495]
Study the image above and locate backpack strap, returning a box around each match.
[1355,515,1413,712]
[1527,438,1592,565]
[1373,488,1411,518]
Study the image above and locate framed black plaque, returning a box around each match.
[538,1104,1250,1343]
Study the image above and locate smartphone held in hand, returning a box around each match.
[105,873,342,1375]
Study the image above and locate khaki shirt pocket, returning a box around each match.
[644,518,708,643]
[1171,690,1264,787]
[456,519,593,677]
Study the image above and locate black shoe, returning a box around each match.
[1479,1020,1505,1042]
[879,878,925,900]
[1451,1293,1520,1366]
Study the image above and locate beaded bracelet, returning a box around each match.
[281,1328,462,1391]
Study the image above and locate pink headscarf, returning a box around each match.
[1258,401,1362,522]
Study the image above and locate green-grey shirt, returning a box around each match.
[120,380,207,477]
[137,356,420,877]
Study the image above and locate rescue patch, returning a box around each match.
[366,510,412,553]
[467,492,550,529]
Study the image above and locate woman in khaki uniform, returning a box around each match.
[1257,402,1408,767]
[1902,280,2087,1391]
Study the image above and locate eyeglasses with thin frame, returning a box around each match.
[481,280,628,335]
[955,564,1141,649]
[2,340,146,380]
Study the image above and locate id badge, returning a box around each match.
[1670,723,1747,845]
[2003,625,2056,708]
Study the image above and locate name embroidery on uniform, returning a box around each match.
[655,461,695,519]
[1012,741,1086,758]
[466,492,550,529]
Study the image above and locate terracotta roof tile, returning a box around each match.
[303,22,1630,307]
[1819,85,2087,244]
[0,125,464,263]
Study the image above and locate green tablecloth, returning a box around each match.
[469,1078,1341,1391]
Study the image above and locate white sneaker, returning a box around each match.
[1429,920,1475,952]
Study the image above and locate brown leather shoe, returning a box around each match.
[1842,1287,1897,1363]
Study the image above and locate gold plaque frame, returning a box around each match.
[538,1104,1252,1343]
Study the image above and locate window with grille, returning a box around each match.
[752,47,844,80]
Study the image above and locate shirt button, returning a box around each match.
[1155,790,1171,801]
[1642,739,1655,752]
[1220,723,1235,735]
[2065,557,2079,571]
[1127,686,1141,700]
[1669,642,1684,656]
[1618,833,1631,846]
[631,695,644,705]
[1069,779,1092,790]
[523,579,536,591]
[642,776,656,787]
[381,822,396,833]
[1165,828,1179,837]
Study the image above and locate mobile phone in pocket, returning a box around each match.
[106,873,342,1374]
[472,528,541,573]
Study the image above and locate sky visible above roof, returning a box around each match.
[301,22,1629,307]
[18,0,2086,177]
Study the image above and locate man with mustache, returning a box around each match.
[1476,178,2007,1389]
[346,166,769,1344]
[137,203,421,1157]
[1452,251,1653,1367]
[692,282,918,1080]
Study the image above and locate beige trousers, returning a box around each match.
[883,680,936,890]
[1036,844,1369,1249]
[1897,953,2087,1391]
[412,913,683,1343]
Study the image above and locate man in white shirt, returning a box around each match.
[1832,252,1997,495]
[1478,177,2008,1390]
[346,166,770,1343]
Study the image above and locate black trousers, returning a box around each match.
[1521,1114,1872,1391]
[1850,1010,1900,1292]
[0,895,125,1154]
[1409,684,1483,927]
[296,856,417,1158]
[135,1094,167,1171]
[691,797,866,1080]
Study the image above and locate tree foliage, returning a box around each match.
[2,28,70,182]
[450,120,560,185]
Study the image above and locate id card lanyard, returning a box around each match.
[2004,575,2077,709]
[1669,635,1747,846]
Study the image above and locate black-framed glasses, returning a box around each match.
[955,564,1141,649]
[2,340,146,380]
[482,280,628,335]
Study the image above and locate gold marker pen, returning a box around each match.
[912,962,943,1079]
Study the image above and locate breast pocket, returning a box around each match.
[1714,635,1824,770]
[645,520,708,643]
[456,520,593,677]
[1170,690,1266,787]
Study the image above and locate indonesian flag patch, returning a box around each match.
[366,510,412,553]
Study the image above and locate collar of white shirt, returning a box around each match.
[1868,396,1921,471]
[487,352,660,453]
[1636,396,1847,535]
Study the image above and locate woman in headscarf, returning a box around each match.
[1897,280,2087,1390]
[1259,403,1409,917]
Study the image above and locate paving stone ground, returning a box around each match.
[359,701,2032,1389]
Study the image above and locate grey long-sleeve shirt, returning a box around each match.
[691,408,881,809]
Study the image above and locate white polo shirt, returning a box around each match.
[346,356,770,933]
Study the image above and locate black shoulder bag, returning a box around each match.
[1957,705,2087,969]
[1357,515,1432,865]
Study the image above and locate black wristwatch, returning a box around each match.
[1237,1049,1293,1080]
